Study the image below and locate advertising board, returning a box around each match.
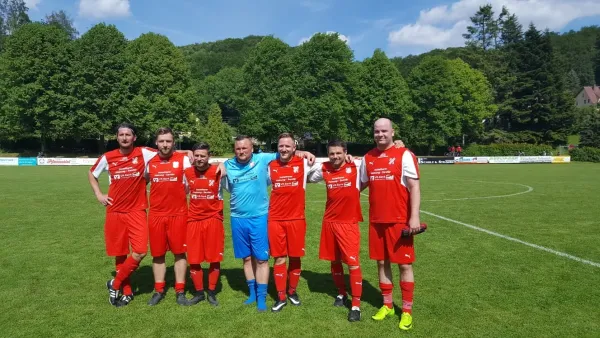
[418,157,454,164]
[18,158,37,166]
[0,157,18,166]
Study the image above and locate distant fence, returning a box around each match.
[0,155,571,167]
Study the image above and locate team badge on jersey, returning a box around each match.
[209,180,215,186]
[346,167,352,173]
[132,157,138,165]
[250,162,255,168]
[293,166,299,173]
[173,161,179,168]
[389,158,396,165]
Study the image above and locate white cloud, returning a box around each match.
[388,0,600,50]
[25,0,41,10]
[78,0,131,19]
[299,31,350,45]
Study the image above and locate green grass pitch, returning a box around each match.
[0,163,599,337]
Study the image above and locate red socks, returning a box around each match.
[400,281,414,314]
[208,263,220,291]
[154,281,166,293]
[113,256,139,291]
[330,262,347,296]
[287,258,301,295]
[380,282,394,309]
[190,264,204,291]
[175,282,185,294]
[115,256,133,296]
[349,267,362,308]
[274,263,287,301]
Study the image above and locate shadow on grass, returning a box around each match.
[302,269,382,309]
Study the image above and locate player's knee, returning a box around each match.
[243,256,252,263]
[174,253,186,261]
[274,256,287,265]
[376,260,386,266]
[256,259,268,265]
[348,265,360,270]
[399,264,412,272]
[132,252,146,261]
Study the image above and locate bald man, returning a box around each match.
[359,118,422,331]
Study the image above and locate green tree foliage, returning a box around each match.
[595,34,600,86]
[181,35,264,80]
[70,23,127,150]
[120,33,195,139]
[44,10,78,40]
[463,4,498,51]
[0,0,30,50]
[552,26,600,87]
[290,32,354,142]
[577,107,600,148]
[510,25,573,144]
[0,22,72,151]
[195,103,233,155]
[240,36,295,143]
[196,67,245,126]
[350,49,414,142]
[408,56,495,152]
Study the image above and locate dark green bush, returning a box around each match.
[462,143,555,156]
[570,147,600,162]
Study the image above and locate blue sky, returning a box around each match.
[26,0,600,60]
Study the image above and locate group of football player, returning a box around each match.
[87,117,424,330]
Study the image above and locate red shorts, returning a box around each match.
[369,223,415,264]
[187,218,225,264]
[148,214,187,257]
[104,210,148,256]
[268,219,306,258]
[319,221,360,265]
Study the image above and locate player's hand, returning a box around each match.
[345,154,354,163]
[408,217,421,235]
[394,140,405,148]
[96,194,113,206]
[215,162,227,176]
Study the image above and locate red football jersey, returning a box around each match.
[360,147,419,223]
[90,146,157,213]
[268,156,309,221]
[308,161,363,222]
[184,165,224,221]
[146,152,191,217]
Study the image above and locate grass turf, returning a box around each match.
[0,163,599,337]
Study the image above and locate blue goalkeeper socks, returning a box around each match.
[244,279,256,305]
[256,283,268,312]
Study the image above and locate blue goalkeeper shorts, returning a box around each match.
[231,214,269,261]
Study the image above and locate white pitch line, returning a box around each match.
[420,210,600,269]
[355,189,600,269]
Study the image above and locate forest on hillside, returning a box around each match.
[0,1,599,155]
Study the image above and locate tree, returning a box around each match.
[510,25,573,144]
[44,10,78,40]
[408,56,495,152]
[595,33,600,85]
[240,36,295,144]
[463,4,498,51]
[70,23,127,152]
[289,32,354,142]
[196,67,245,126]
[119,33,195,140]
[0,0,30,50]
[350,49,415,143]
[195,103,233,155]
[0,23,72,151]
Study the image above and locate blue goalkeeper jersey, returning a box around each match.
[224,152,278,218]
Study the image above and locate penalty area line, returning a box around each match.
[421,210,600,269]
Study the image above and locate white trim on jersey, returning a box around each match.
[359,157,368,183]
[302,158,310,190]
[307,163,324,183]
[401,150,419,189]
[91,155,108,179]
[141,147,157,165]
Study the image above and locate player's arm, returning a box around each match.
[407,178,421,234]
[176,149,193,159]
[306,164,323,183]
[88,156,112,206]
[294,150,316,166]
[359,157,369,191]
[403,150,421,233]
[394,140,405,148]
